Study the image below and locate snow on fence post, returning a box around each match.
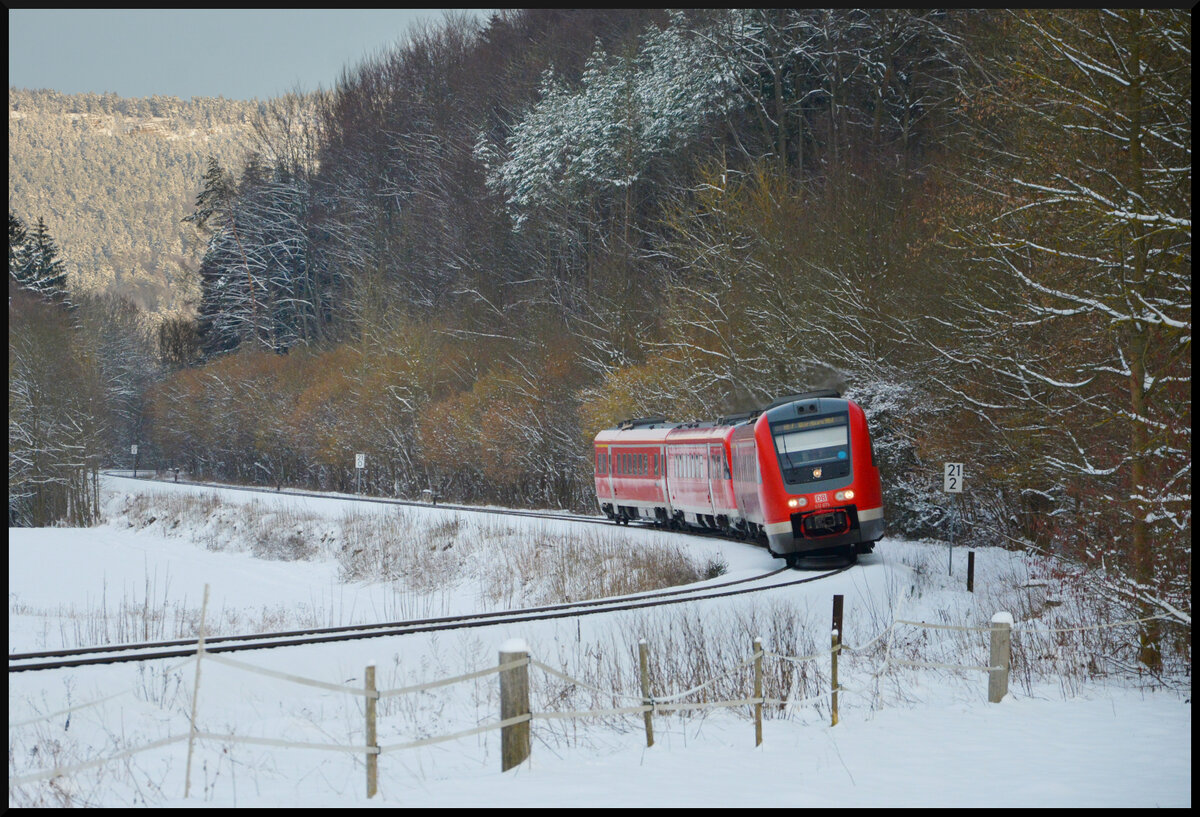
[639,639,654,748]
[499,640,530,771]
[988,612,1013,703]
[752,636,763,747]
[365,663,378,798]
[184,583,210,798]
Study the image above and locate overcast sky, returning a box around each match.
[8,9,490,101]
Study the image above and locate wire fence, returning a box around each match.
[8,597,1181,797]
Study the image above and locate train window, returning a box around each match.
[771,414,850,485]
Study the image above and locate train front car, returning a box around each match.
[733,391,883,564]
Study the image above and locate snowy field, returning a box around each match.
[8,475,1191,807]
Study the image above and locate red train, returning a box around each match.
[593,391,884,564]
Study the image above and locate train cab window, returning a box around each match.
[771,414,851,485]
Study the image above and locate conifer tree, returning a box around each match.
[8,211,30,275]
[9,215,69,305]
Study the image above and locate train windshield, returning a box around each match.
[771,415,850,484]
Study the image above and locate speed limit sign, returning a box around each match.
[944,463,963,493]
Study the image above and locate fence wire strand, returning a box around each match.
[12,590,1180,791]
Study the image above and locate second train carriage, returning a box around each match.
[593,391,884,565]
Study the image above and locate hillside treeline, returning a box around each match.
[10,10,1189,667]
[8,89,257,318]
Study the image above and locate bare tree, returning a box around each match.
[942,9,1190,668]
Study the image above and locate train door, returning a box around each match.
[710,443,730,512]
[662,443,672,506]
[707,444,722,516]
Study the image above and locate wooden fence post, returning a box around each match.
[752,636,763,746]
[988,612,1013,703]
[184,583,209,799]
[639,640,654,748]
[499,640,531,771]
[831,595,843,727]
[968,551,975,593]
[365,663,378,798]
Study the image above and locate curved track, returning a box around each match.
[9,473,852,673]
[9,564,851,673]
[103,470,611,528]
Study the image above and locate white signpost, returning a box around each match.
[944,463,963,574]
[355,453,366,494]
[131,444,139,478]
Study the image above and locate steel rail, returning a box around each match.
[101,470,609,527]
[10,565,791,662]
[9,565,850,673]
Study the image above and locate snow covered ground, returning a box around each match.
[8,475,1191,807]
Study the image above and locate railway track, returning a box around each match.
[102,470,612,529]
[10,472,852,673]
[9,563,853,673]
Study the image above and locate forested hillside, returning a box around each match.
[8,89,258,317]
[9,10,1190,670]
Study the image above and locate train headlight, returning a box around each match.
[788,497,808,509]
[835,490,855,502]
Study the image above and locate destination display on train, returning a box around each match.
[771,414,845,435]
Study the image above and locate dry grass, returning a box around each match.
[23,493,719,650]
